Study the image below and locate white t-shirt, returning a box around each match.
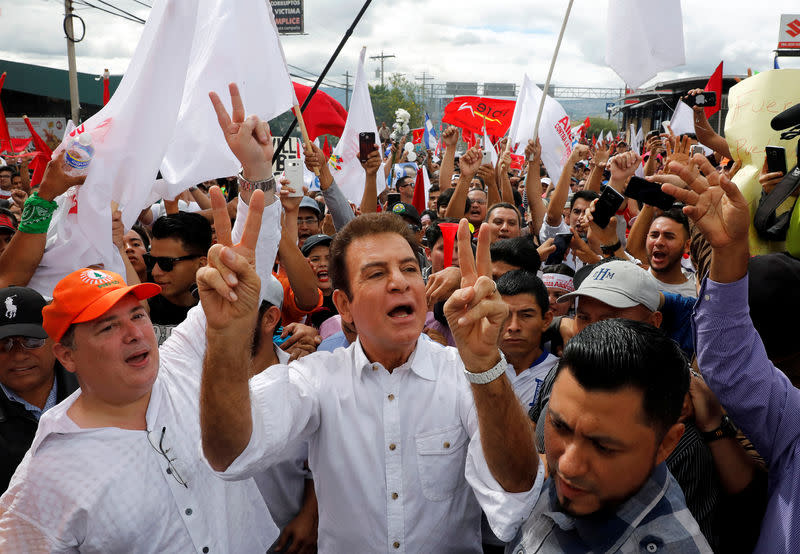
[651,269,698,298]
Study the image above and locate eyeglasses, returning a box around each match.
[297,216,319,226]
[147,426,188,488]
[143,253,201,272]
[397,182,413,189]
[407,223,421,233]
[1,336,46,352]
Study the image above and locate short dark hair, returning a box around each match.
[652,207,689,238]
[490,236,541,273]
[130,223,151,251]
[252,300,281,355]
[437,187,455,211]
[0,167,13,177]
[571,190,599,206]
[428,183,440,194]
[556,319,689,437]
[541,263,575,277]
[330,213,418,299]
[151,211,212,255]
[496,270,549,313]
[486,202,522,225]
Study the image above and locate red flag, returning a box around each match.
[103,69,111,106]
[461,128,477,149]
[704,62,723,119]
[322,136,332,159]
[24,117,53,188]
[442,96,515,138]
[592,134,597,147]
[411,167,426,215]
[292,82,347,141]
[411,128,424,145]
[509,153,525,171]
[0,72,12,153]
[583,116,591,129]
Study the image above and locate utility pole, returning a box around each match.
[343,71,351,110]
[64,0,81,123]
[415,71,434,107]
[369,50,395,87]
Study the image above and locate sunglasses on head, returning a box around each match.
[1,336,46,352]
[143,253,201,272]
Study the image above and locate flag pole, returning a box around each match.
[532,0,574,143]
[274,0,374,159]
[293,105,319,176]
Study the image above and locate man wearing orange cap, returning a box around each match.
[0,84,284,552]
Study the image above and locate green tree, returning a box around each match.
[583,117,618,139]
[370,73,424,133]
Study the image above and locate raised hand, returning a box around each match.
[759,157,788,196]
[197,186,265,331]
[655,155,749,250]
[360,147,382,176]
[608,150,642,190]
[664,133,692,169]
[592,141,611,167]
[209,83,273,181]
[444,219,509,372]
[569,144,591,163]
[524,138,541,164]
[38,151,87,202]
[442,126,459,148]
[458,146,483,179]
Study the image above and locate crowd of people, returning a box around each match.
[0,79,798,554]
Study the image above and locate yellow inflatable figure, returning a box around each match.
[725,69,800,255]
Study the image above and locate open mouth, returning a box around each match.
[387,304,414,319]
[125,350,150,366]
[651,251,667,264]
[316,270,329,283]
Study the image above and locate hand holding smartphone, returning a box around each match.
[592,185,626,228]
[359,132,376,163]
[283,158,304,197]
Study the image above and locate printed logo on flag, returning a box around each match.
[328,154,342,171]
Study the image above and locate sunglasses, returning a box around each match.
[143,253,201,272]
[1,336,46,352]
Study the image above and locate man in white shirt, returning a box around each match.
[0,84,283,552]
[496,270,558,408]
[199,213,544,552]
[646,208,697,297]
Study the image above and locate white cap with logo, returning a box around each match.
[557,260,661,312]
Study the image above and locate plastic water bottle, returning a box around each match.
[63,133,95,176]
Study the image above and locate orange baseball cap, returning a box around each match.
[42,268,161,342]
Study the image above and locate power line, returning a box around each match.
[72,0,144,23]
[91,0,146,23]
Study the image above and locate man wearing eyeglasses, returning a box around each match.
[0,286,78,493]
[396,175,415,204]
[147,211,213,345]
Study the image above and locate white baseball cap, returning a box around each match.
[558,260,660,312]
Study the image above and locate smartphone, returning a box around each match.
[272,327,291,346]
[765,145,787,175]
[645,130,660,142]
[359,132,376,163]
[625,176,676,211]
[284,158,304,197]
[593,185,626,228]
[387,193,401,211]
[690,144,705,157]
[482,149,492,165]
[685,91,717,108]
[546,232,573,265]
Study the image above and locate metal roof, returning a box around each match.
[0,59,121,107]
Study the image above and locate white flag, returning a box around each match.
[29,0,295,297]
[508,74,573,186]
[670,101,711,154]
[605,0,685,89]
[606,130,614,143]
[482,127,498,167]
[633,126,644,155]
[331,48,383,203]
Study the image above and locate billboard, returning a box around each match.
[271,0,304,35]
[7,117,66,151]
[778,14,800,49]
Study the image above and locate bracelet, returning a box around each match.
[600,240,621,256]
[700,415,737,443]
[463,353,507,385]
[19,192,58,234]
[237,171,276,194]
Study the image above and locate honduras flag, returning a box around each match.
[423,112,437,149]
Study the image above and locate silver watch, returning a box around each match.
[237,171,276,194]
[463,353,507,385]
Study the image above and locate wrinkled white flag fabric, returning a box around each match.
[330,48,383,203]
[605,0,685,89]
[507,74,573,185]
[28,0,295,297]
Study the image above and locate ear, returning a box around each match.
[650,309,663,329]
[53,342,77,375]
[542,308,554,329]
[424,246,432,262]
[260,305,282,338]
[198,255,208,268]
[655,422,685,465]
[332,289,353,325]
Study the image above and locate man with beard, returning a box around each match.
[646,208,697,297]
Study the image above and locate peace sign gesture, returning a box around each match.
[444,219,509,372]
[209,83,273,182]
[197,186,265,332]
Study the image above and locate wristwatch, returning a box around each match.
[237,171,276,194]
[464,353,507,385]
[700,415,737,443]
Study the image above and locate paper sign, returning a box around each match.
[725,69,800,253]
[272,137,301,174]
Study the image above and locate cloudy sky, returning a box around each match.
[3,0,800,93]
